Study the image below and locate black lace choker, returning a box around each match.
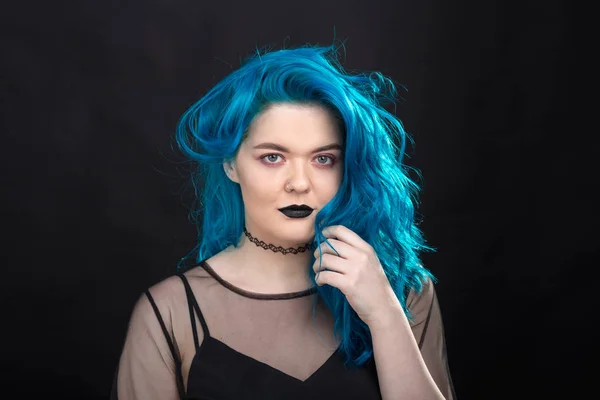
[243,227,314,255]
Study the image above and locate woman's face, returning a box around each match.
[224,103,344,247]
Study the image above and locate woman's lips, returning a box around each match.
[279,209,314,218]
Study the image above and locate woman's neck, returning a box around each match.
[218,234,315,293]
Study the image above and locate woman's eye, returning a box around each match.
[262,154,282,163]
[261,154,335,166]
[316,155,334,165]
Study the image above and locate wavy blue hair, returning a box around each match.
[174,42,435,367]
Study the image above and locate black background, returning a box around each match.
[2,1,590,399]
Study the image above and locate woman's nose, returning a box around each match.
[286,163,310,193]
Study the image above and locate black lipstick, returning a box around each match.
[278,204,314,219]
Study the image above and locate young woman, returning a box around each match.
[112,43,456,400]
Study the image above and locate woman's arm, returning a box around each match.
[370,279,455,400]
[111,284,183,400]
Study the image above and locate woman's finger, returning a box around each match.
[312,253,346,274]
[313,238,355,260]
[321,225,372,252]
[314,269,348,291]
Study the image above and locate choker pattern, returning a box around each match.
[243,227,314,255]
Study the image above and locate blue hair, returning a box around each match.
[174,42,435,368]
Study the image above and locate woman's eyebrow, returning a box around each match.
[252,142,343,153]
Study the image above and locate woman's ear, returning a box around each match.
[223,160,240,183]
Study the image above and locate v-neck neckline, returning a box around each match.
[189,335,341,387]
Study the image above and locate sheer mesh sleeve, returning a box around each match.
[407,279,457,400]
[111,277,185,400]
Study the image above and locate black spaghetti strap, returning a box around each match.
[177,273,210,346]
[418,287,436,350]
[403,284,411,304]
[177,274,200,350]
[145,289,186,399]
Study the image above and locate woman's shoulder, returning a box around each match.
[144,262,214,305]
[122,271,207,369]
[147,274,187,300]
[405,276,436,313]
[127,275,188,326]
[127,265,215,335]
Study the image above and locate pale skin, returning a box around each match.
[314,225,446,400]
[218,102,444,399]
[218,102,343,293]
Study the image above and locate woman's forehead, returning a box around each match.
[246,103,343,145]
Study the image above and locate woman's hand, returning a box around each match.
[313,225,405,330]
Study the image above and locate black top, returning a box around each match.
[112,260,456,399]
